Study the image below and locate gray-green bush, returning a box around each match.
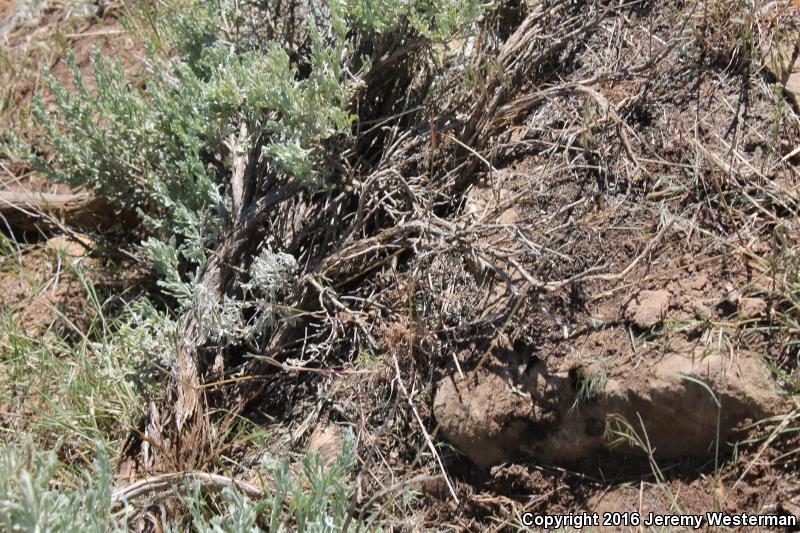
[18,0,482,316]
[3,0,483,528]
[0,432,359,532]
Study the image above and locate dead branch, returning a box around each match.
[112,471,264,503]
[0,190,122,232]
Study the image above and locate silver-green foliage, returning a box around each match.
[0,442,125,533]
[192,247,299,347]
[0,431,359,532]
[20,0,481,310]
[184,430,358,532]
[25,0,361,307]
[1,0,482,529]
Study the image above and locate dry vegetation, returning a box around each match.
[1,0,800,530]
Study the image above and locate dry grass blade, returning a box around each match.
[391,352,458,504]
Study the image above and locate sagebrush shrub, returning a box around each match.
[2,0,485,528]
[16,0,482,338]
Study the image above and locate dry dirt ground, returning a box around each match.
[3,0,800,531]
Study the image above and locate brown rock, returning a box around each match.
[602,351,780,457]
[625,289,671,328]
[0,0,15,22]
[433,371,540,468]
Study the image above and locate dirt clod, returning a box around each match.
[624,289,671,328]
[766,42,800,106]
[308,424,343,469]
[434,350,781,468]
[739,297,768,320]
[45,234,93,258]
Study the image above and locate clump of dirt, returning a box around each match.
[434,347,781,468]
[624,289,671,329]
[0,0,14,23]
